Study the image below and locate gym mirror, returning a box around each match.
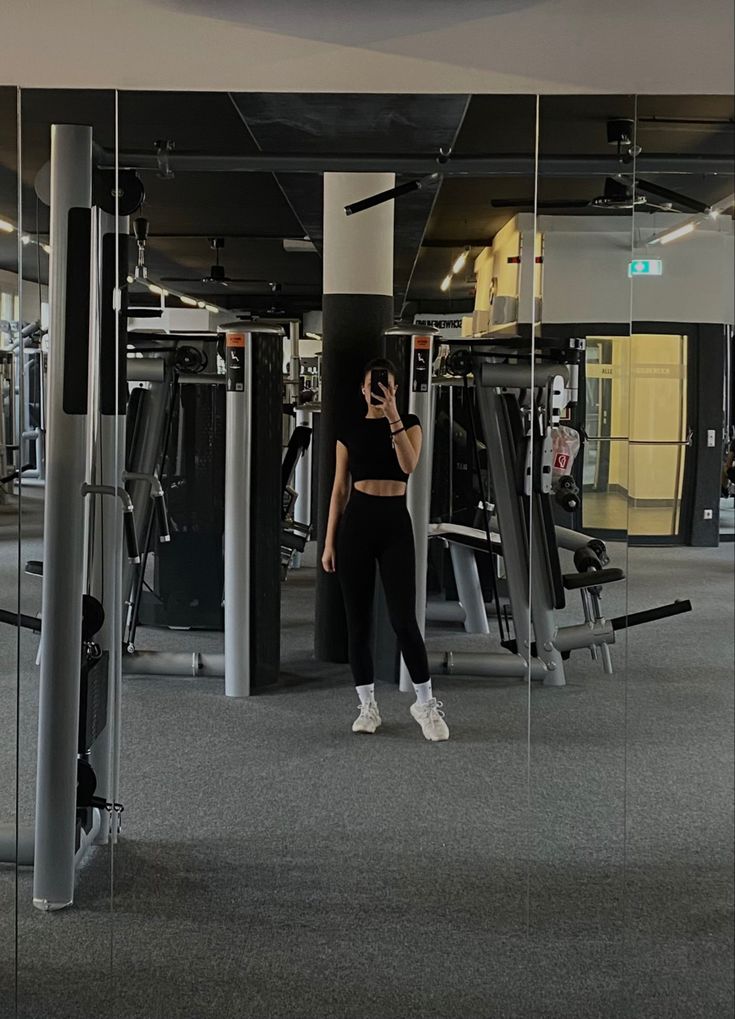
[623,94,734,1013]
[105,91,542,1012]
[0,83,20,1009]
[526,94,635,1008]
[14,87,117,1017]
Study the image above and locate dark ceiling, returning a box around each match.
[0,90,732,319]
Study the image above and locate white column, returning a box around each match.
[315,172,395,661]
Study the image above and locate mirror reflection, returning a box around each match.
[10,88,118,1018]
[526,94,636,1001]
[624,94,734,1014]
[0,83,19,1009]
[103,90,541,1015]
[0,84,731,1019]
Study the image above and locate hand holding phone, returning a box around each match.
[370,368,389,406]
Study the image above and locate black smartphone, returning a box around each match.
[370,368,389,405]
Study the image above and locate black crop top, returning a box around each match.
[338,414,421,484]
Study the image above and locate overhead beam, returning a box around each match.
[102,152,734,177]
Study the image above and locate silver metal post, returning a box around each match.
[448,543,491,634]
[398,330,437,693]
[33,124,93,912]
[294,407,313,530]
[287,320,300,441]
[224,329,253,697]
[88,209,126,841]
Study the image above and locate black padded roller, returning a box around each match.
[574,545,603,573]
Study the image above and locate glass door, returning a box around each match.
[627,333,689,540]
[583,334,630,535]
[583,333,690,542]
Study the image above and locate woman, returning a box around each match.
[321,357,449,742]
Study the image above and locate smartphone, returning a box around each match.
[370,368,389,405]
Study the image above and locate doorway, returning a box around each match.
[582,333,690,542]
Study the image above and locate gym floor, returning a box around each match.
[0,505,733,1019]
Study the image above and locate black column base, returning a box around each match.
[314,293,394,663]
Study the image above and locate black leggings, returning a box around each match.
[336,489,430,688]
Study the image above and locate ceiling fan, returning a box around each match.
[160,237,282,291]
[489,176,710,214]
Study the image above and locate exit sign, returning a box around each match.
[628,259,663,277]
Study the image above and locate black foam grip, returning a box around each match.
[123,510,141,563]
[154,494,170,541]
[0,607,42,633]
[63,208,92,414]
[611,599,692,631]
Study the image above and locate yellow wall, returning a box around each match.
[627,334,687,502]
[588,333,687,504]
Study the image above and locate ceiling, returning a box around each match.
[2,0,734,94]
[0,90,732,319]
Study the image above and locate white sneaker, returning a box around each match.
[352,700,381,734]
[410,698,449,742]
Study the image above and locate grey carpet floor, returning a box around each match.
[0,504,733,1018]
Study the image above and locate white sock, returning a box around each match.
[356,683,375,705]
[413,680,433,706]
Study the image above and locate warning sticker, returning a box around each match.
[226,333,246,391]
[412,335,432,393]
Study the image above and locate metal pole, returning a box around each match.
[448,543,491,634]
[224,329,252,697]
[33,124,93,911]
[399,331,437,693]
[287,320,300,440]
[88,210,127,838]
[473,384,533,658]
[294,407,313,530]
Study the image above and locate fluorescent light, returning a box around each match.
[305,331,322,341]
[205,304,219,314]
[20,235,31,245]
[659,222,696,245]
[41,244,51,254]
[452,249,469,274]
[148,284,168,296]
[126,275,134,284]
[179,295,198,307]
[0,219,14,233]
[197,301,206,309]
[708,209,720,219]
[440,274,452,292]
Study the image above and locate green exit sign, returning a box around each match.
[628,259,663,277]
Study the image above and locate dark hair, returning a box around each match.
[362,356,398,380]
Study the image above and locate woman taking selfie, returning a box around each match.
[321,357,449,742]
